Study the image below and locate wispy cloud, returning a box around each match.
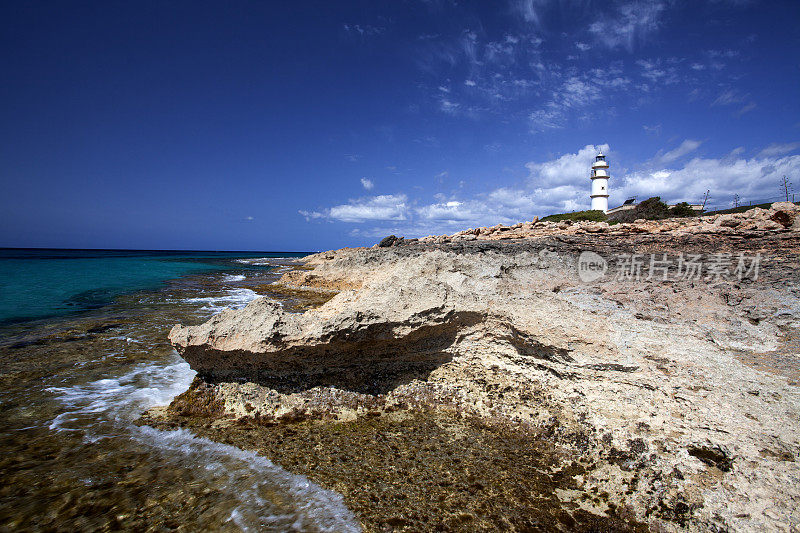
[712,89,746,106]
[758,142,800,157]
[658,139,703,163]
[588,1,668,51]
[360,177,374,190]
[342,23,385,37]
[439,98,461,115]
[735,102,757,116]
[529,77,602,130]
[643,124,662,136]
[514,0,551,26]
[636,59,679,84]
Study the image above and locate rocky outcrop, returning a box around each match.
[167,207,800,531]
[394,201,800,246]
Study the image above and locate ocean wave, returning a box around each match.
[183,288,258,314]
[234,257,298,266]
[222,274,246,283]
[134,426,361,532]
[47,359,196,430]
[46,359,360,532]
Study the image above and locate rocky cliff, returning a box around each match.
[165,203,800,531]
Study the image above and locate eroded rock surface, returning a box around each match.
[166,209,800,531]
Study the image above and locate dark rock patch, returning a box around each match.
[688,444,733,472]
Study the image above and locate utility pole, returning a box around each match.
[733,194,740,208]
[701,190,710,210]
[781,176,792,202]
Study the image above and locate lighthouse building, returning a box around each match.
[590,152,610,213]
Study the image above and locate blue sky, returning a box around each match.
[1,0,798,251]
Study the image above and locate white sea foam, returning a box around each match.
[234,257,298,266]
[47,359,196,430]
[108,335,142,343]
[46,358,361,532]
[223,274,246,283]
[133,426,360,532]
[183,288,258,314]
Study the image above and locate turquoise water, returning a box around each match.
[0,249,361,531]
[0,249,308,325]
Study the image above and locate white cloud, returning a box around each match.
[529,77,602,130]
[636,59,679,84]
[589,1,667,51]
[758,142,800,157]
[342,23,385,37]
[643,124,662,136]
[300,194,408,223]
[575,42,591,51]
[360,177,374,190]
[416,200,478,221]
[712,89,745,106]
[439,98,461,114]
[412,188,544,230]
[301,144,800,239]
[736,102,757,116]
[618,154,800,208]
[514,0,550,26]
[658,139,702,163]
[526,144,609,187]
[298,210,325,221]
[529,107,564,130]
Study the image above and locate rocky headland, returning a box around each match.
[144,203,800,531]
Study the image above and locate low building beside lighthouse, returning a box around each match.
[590,152,610,213]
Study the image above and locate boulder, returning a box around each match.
[769,202,798,228]
[378,235,398,248]
[584,222,609,233]
[754,220,784,231]
[715,214,742,228]
[770,201,799,213]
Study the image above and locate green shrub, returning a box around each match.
[540,210,608,223]
[669,202,697,218]
[610,197,669,223]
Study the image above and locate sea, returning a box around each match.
[0,249,361,532]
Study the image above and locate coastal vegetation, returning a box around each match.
[540,209,608,223]
[607,197,700,223]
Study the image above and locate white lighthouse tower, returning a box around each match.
[590,152,610,212]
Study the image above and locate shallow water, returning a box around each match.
[0,251,360,531]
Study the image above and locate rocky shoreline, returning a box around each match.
[144,203,800,531]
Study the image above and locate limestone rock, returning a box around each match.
[167,206,800,532]
[715,214,742,228]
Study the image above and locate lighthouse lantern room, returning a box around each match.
[590,152,610,213]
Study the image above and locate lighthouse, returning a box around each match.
[590,152,610,212]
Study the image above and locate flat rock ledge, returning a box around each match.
[164,207,800,532]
